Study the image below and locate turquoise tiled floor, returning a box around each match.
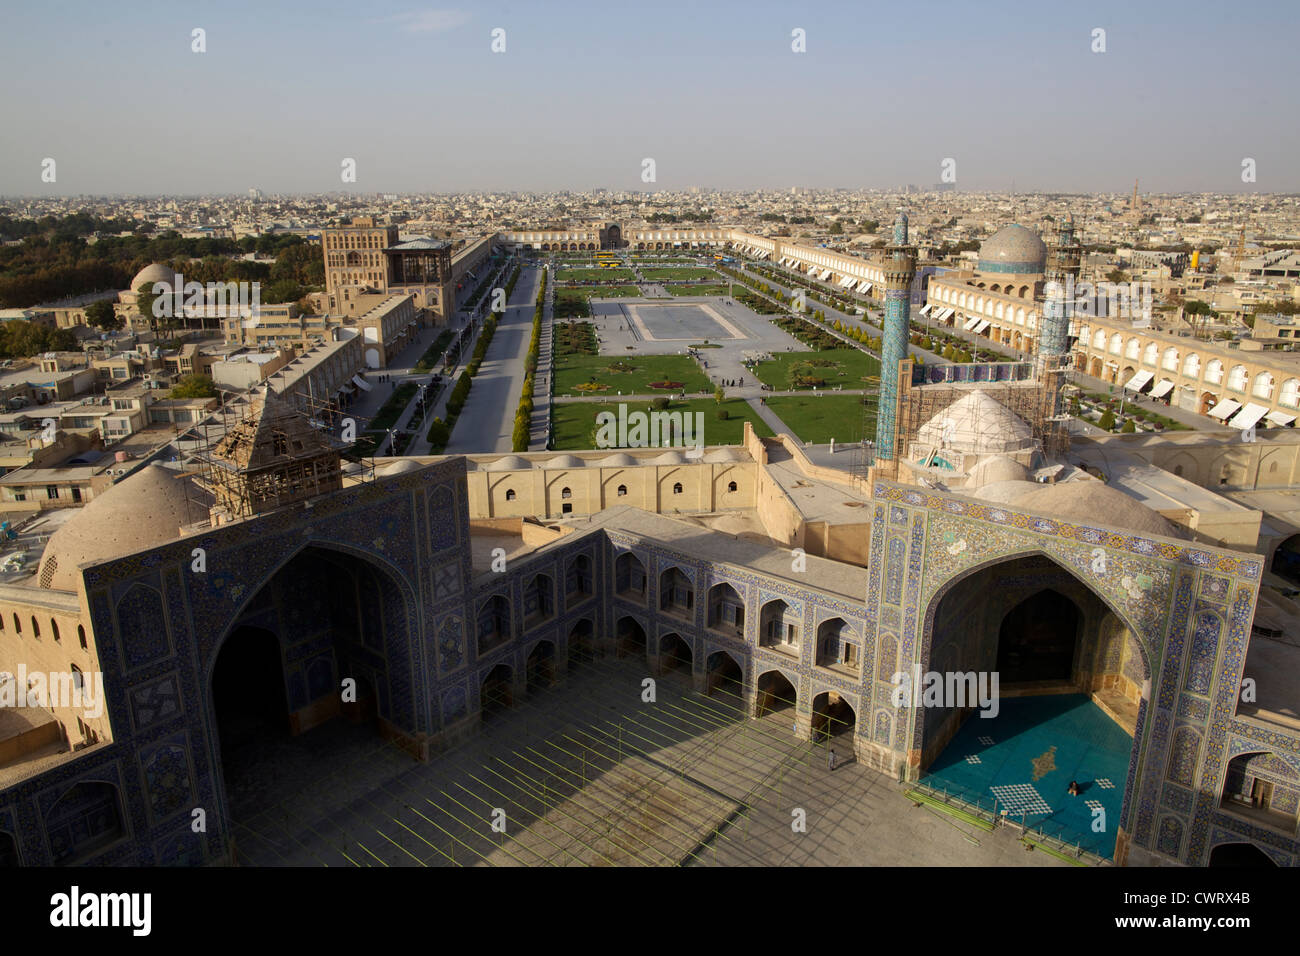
[921,694,1132,858]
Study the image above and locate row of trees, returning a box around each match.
[0,320,80,360]
[512,267,547,451]
[0,225,323,308]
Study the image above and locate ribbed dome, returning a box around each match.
[38,464,198,591]
[544,454,585,469]
[978,225,1046,275]
[130,263,177,291]
[917,391,1035,455]
[485,455,532,472]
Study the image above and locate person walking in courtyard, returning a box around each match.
[828,748,838,772]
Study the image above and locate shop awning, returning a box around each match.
[1123,370,1154,392]
[973,319,991,334]
[858,281,873,293]
[963,315,981,331]
[352,374,373,392]
[1266,410,1296,427]
[919,303,933,316]
[1207,398,1241,420]
[1149,379,1175,399]
[1229,402,1270,431]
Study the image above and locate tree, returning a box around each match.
[265,279,304,304]
[1098,409,1116,430]
[1121,419,1137,433]
[0,320,78,359]
[1106,268,1130,285]
[714,385,725,404]
[828,220,844,235]
[85,299,119,331]
[170,374,217,399]
[135,283,162,331]
[426,418,450,450]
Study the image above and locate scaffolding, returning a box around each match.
[892,360,1074,472]
[183,385,376,525]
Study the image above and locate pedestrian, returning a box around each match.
[828,748,837,772]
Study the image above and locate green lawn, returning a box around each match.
[664,284,731,296]
[551,397,774,450]
[640,267,719,281]
[558,268,636,282]
[553,353,712,396]
[762,394,878,444]
[752,349,881,390]
[555,286,642,318]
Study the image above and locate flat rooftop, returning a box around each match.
[571,505,868,602]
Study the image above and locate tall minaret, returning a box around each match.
[1037,213,1081,369]
[874,210,916,468]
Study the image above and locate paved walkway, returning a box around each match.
[445,266,541,454]
[746,398,797,440]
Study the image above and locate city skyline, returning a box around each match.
[2,0,1297,195]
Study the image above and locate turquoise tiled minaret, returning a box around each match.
[874,211,916,463]
[1037,213,1081,371]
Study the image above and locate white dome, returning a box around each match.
[130,263,177,291]
[917,391,1035,455]
[39,464,198,591]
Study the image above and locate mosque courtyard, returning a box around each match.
[223,656,1078,867]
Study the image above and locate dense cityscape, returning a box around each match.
[1,1,1296,931]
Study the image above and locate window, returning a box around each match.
[78,625,87,650]
[727,481,738,492]
[31,617,39,639]
[672,482,683,495]
[12,614,19,634]
[561,487,572,499]
[46,486,60,500]
[51,619,60,643]
[505,488,516,501]
[617,484,627,496]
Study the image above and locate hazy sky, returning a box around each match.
[2,0,1297,196]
